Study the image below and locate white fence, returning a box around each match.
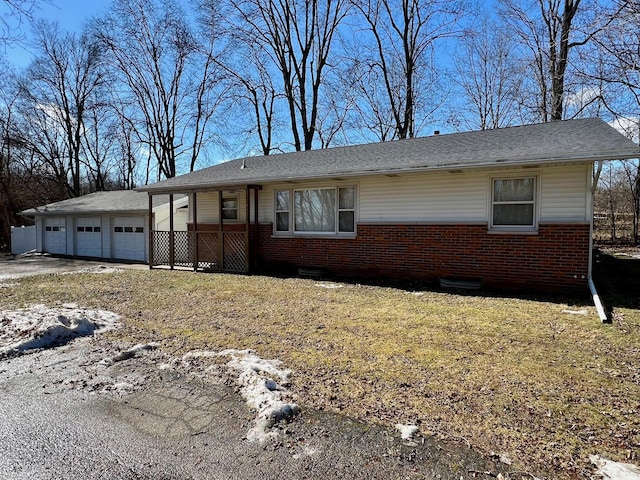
[11,225,36,255]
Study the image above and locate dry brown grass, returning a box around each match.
[2,263,639,479]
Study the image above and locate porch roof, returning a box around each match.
[137,118,639,194]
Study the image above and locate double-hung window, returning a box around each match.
[491,176,537,230]
[222,197,238,220]
[275,186,356,235]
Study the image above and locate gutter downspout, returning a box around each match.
[587,163,609,323]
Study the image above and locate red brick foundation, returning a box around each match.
[257,223,591,292]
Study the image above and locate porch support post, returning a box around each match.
[245,187,250,272]
[148,194,154,269]
[253,187,259,270]
[192,192,198,271]
[218,190,224,270]
[169,194,174,270]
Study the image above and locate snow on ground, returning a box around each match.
[395,424,419,440]
[315,282,343,289]
[101,342,160,365]
[590,455,640,480]
[62,265,123,275]
[562,309,588,315]
[175,349,300,442]
[0,304,120,358]
[217,349,300,442]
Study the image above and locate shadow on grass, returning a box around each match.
[593,249,640,312]
[273,269,595,309]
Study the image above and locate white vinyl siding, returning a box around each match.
[102,215,111,257]
[359,173,487,222]
[540,164,589,221]
[256,164,590,226]
[194,191,246,223]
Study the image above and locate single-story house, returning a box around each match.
[21,191,188,262]
[133,118,635,292]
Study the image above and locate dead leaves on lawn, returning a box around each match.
[3,269,640,479]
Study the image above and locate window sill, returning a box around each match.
[487,228,538,235]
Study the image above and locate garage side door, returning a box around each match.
[113,217,145,261]
[75,217,102,257]
[44,217,67,255]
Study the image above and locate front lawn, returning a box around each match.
[2,255,639,479]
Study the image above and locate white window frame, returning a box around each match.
[274,190,291,232]
[489,175,539,232]
[221,195,238,221]
[273,186,357,236]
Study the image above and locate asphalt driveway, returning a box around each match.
[0,253,147,281]
[0,254,505,479]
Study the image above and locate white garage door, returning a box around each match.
[75,217,102,257]
[44,217,67,255]
[113,217,146,261]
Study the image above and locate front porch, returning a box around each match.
[147,185,261,273]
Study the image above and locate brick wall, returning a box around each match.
[257,223,591,292]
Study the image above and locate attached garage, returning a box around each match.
[75,217,102,257]
[44,217,67,255]
[22,191,185,263]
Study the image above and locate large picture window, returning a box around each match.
[275,186,356,235]
[491,177,536,229]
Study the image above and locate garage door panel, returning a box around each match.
[113,217,145,261]
[44,218,67,255]
[76,217,102,257]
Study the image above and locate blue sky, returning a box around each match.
[2,0,111,67]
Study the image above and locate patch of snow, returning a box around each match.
[315,282,343,289]
[411,292,425,296]
[62,265,123,275]
[0,282,18,288]
[0,304,120,358]
[181,350,219,363]
[562,309,588,315]
[101,382,135,394]
[101,342,160,365]
[590,455,640,480]
[292,446,319,459]
[217,349,300,442]
[395,424,419,440]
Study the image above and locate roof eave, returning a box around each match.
[135,150,639,193]
[22,209,150,216]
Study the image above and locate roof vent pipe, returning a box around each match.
[241,158,246,169]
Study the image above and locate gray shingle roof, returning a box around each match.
[137,118,639,193]
[21,190,179,216]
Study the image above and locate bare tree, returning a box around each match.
[93,0,225,180]
[19,22,105,197]
[452,17,526,130]
[588,0,640,243]
[1,0,41,46]
[350,0,465,140]
[498,0,623,123]
[228,0,350,151]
